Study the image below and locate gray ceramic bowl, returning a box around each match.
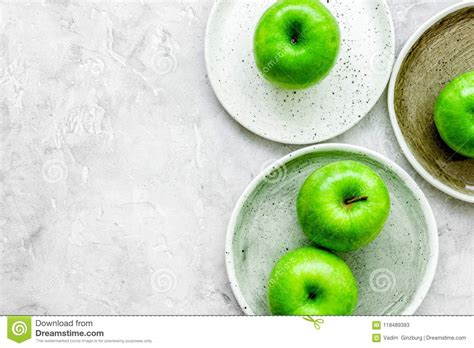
[388,2,474,203]
[226,144,438,315]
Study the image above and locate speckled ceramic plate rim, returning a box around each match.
[205,0,396,145]
[225,143,439,315]
[387,1,474,203]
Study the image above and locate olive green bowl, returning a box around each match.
[225,144,438,315]
[388,2,474,203]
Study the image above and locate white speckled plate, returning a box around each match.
[226,144,438,315]
[205,0,395,144]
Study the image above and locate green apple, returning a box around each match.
[297,161,390,252]
[434,70,474,158]
[268,247,357,315]
[254,0,340,89]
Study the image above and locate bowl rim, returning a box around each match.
[204,0,395,145]
[225,143,439,315]
[387,1,474,203]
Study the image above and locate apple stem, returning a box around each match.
[344,196,368,205]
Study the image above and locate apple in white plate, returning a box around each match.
[254,0,340,89]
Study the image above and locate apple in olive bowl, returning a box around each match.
[434,70,474,158]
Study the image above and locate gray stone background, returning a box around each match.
[0,0,472,315]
